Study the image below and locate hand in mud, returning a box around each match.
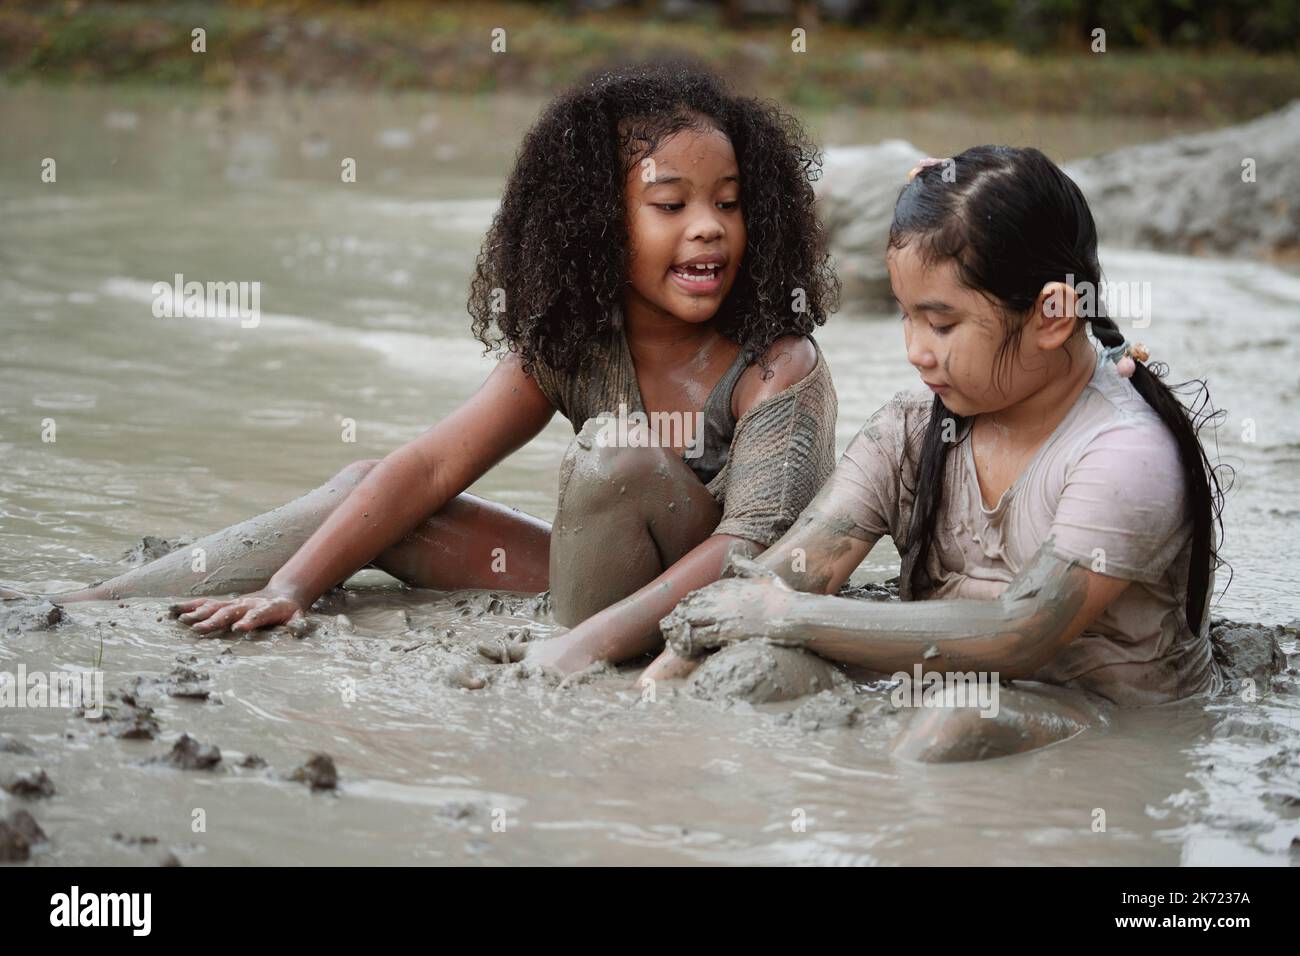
[660,558,795,658]
[475,629,538,666]
[522,630,599,675]
[170,587,305,635]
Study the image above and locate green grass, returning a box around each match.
[0,1,1296,121]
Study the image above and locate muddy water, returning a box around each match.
[1,86,1297,865]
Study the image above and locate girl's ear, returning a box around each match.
[1032,281,1079,351]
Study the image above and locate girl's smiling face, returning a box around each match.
[623,123,746,325]
[887,242,1065,417]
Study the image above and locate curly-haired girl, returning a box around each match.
[26,60,840,672]
[660,146,1227,758]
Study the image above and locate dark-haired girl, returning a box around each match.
[22,61,839,671]
[657,146,1226,757]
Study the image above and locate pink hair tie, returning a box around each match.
[907,157,948,182]
[1104,341,1149,379]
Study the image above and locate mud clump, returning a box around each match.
[8,810,46,843]
[780,691,863,732]
[160,734,222,770]
[687,641,846,705]
[117,667,213,704]
[1210,621,1288,690]
[238,754,268,769]
[286,617,318,639]
[0,599,64,636]
[0,737,36,756]
[2,769,56,799]
[163,665,212,701]
[553,660,616,689]
[0,826,32,862]
[105,694,161,740]
[290,754,338,791]
[451,590,544,620]
[0,809,48,862]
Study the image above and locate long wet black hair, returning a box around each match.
[468,57,838,375]
[891,145,1226,631]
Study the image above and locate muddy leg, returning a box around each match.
[548,417,723,627]
[48,459,383,602]
[368,493,550,593]
[60,464,553,602]
[890,681,1106,763]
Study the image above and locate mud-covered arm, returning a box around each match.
[640,404,899,682]
[637,516,861,683]
[662,541,1130,678]
[745,401,901,592]
[750,498,881,594]
[527,535,763,674]
[743,392,915,595]
[635,487,879,683]
[174,354,555,633]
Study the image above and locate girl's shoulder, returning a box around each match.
[733,335,820,416]
[877,388,938,434]
[1055,359,1187,504]
[526,328,627,425]
[1070,355,1181,459]
[845,388,935,464]
[1081,351,1163,424]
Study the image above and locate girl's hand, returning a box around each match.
[170,587,306,635]
[660,574,793,658]
[522,629,598,676]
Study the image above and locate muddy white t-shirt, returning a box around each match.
[815,351,1220,706]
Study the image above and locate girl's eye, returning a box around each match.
[931,323,954,336]
[654,201,739,212]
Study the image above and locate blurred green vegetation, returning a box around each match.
[861,0,1298,53]
[0,1,1296,120]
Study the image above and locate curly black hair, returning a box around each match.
[468,56,839,376]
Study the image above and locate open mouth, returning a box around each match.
[669,262,724,283]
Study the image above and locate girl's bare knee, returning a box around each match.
[562,418,675,502]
